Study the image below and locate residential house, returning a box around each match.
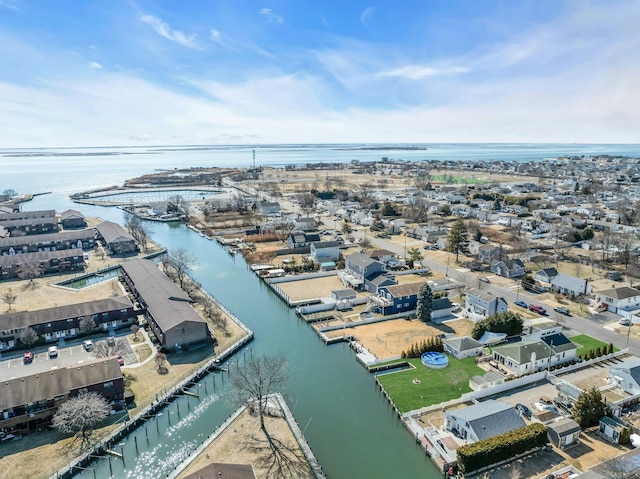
[368,249,396,265]
[464,288,508,319]
[120,259,210,351]
[0,216,59,236]
[292,217,317,231]
[376,282,424,315]
[309,241,341,263]
[0,296,135,350]
[0,248,85,280]
[431,297,453,320]
[95,221,138,255]
[609,358,640,395]
[547,418,581,449]
[257,201,281,216]
[0,230,95,256]
[0,357,124,432]
[478,244,501,263]
[491,333,578,376]
[490,258,525,278]
[341,252,395,293]
[443,336,484,359]
[444,400,525,443]
[286,232,320,249]
[60,209,87,228]
[535,268,591,297]
[599,416,631,445]
[594,287,640,315]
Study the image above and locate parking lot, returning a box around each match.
[0,336,136,381]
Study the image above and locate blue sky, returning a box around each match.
[0,0,639,146]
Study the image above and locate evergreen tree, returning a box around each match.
[446,218,470,262]
[416,283,434,322]
[573,387,609,428]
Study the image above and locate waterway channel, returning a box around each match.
[25,199,440,479]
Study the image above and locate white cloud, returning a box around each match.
[140,14,199,49]
[259,8,283,24]
[89,61,103,69]
[0,0,19,10]
[359,6,375,30]
[379,65,469,80]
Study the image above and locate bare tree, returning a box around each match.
[130,324,140,342]
[17,262,43,287]
[296,193,316,217]
[52,392,111,449]
[20,327,39,349]
[229,354,306,478]
[155,352,168,374]
[79,316,96,335]
[2,288,17,312]
[124,211,153,251]
[166,248,195,289]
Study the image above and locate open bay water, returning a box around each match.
[2,143,639,478]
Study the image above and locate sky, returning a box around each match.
[0,0,639,147]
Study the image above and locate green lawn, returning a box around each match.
[376,356,484,413]
[569,334,617,357]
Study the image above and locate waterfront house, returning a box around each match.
[490,258,525,278]
[0,296,135,350]
[443,336,484,359]
[547,418,581,449]
[341,252,395,293]
[593,287,640,315]
[609,358,640,395]
[444,400,525,443]
[0,248,85,280]
[0,357,124,433]
[376,282,424,315]
[309,241,341,262]
[95,221,138,255]
[0,216,59,236]
[120,259,210,351]
[491,333,578,376]
[0,229,95,256]
[464,289,508,319]
[60,209,87,228]
[286,232,320,249]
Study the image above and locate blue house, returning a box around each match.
[378,282,424,315]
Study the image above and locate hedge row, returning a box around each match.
[457,422,548,473]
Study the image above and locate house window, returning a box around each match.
[104,381,113,389]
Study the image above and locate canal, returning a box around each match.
[26,197,440,479]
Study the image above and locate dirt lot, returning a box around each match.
[323,317,475,359]
[276,275,347,303]
[177,407,312,479]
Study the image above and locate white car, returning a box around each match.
[48,346,58,358]
[83,339,94,351]
[619,318,633,326]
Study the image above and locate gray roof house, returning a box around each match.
[609,358,640,395]
[444,399,525,442]
[490,258,525,278]
[464,288,508,320]
[547,417,581,449]
[95,221,138,255]
[120,259,210,351]
[444,336,484,360]
[492,333,578,376]
[342,252,396,293]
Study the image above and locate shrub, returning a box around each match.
[457,423,548,473]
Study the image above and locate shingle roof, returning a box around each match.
[382,282,425,298]
[0,229,94,249]
[611,358,640,386]
[541,333,579,353]
[493,340,551,364]
[0,248,83,267]
[597,286,640,300]
[95,221,135,244]
[0,357,122,410]
[346,252,380,269]
[550,272,587,293]
[121,259,205,333]
[0,296,133,331]
[60,209,85,220]
[445,336,483,352]
[447,400,525,441]
[548,417,581,436]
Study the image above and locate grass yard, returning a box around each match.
[570,334,617,358]
[376,356,484,413]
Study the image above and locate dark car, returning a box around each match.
[516,403,531,418]
[478,276,491,283]
[554,307,570,316]
[515,300,528,308]
[117,354,125,366]
[23,351,34,364]
[529,304,547,315]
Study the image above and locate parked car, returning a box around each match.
[117,354,125,366]
[23,351,34,364]
[515,403,531,418]
[529,304,547,315]
[515,300,528,308]
[83,339,94,351]
[620,318,633,326]
[554,307,571,316]
[478,276,491,283]
[106,336,116,347]
[451,302,461,313]
[48,346,58,358]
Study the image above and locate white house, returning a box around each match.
[492,333,578,376]
[443,336,484,359]
[309,241,341,263]
[444,400,525,443]
[609,359,640,395]
[594,287,640,315]
[464,289,508,320]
